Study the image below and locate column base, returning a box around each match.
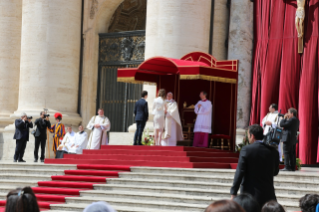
[236,128,246,145]
[0,113,15,128]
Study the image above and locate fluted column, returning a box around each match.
[136,0,211,131]
[145,0,211,58]
[228,0,254,130]
[212,0,230,60]
[13,0,82,125]
[0,0,22,127]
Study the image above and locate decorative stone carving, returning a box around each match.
[99,31,145,63]
[90,0,99,19]
[121,37,135,61]
[108,0,146,32]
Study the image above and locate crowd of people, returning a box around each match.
[3,186,319,212]
[133,89,212,147]
[13,108,111,162]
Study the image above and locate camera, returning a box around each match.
[44,114,50,118]
[27,116,33,120]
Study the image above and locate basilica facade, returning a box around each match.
[0,0,253,159]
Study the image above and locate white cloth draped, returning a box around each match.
[68,131,88,154]
[59,131,76,152]
[194,100,213,133]
[86,115,110,149]
[161,100,184,146]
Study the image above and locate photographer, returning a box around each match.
[13,113,33,162]
[280,108,300,171]
[34,111,51,162]
[230,124,279,207]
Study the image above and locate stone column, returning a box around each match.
[135,0,211,132]
[0,0,22,127]
[228,0,254,137]
[212,0,230,60]
[145,0,211,59]
[13,0,82,125]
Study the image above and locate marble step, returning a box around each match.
[80,190,216,205]
[108,175,319,190]
[51,203,195,212]
[0,168,65,176]
[65,196,207,211]
[0,163,76,170]
[95,183,319,197]
[131,167,319,182]
[0,179,39,188]
[0,173,51,181]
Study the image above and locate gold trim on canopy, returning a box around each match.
[117,77,157,85]
[180,74,237,84]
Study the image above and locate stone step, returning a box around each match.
[131,167,319,182]
[0,168,65,176]
[51,203,194,212]
[80,190,216,205]
[0,179,38,188]
[0,163,76,170]
[65,196,207,211]
[95,183,319,197]
[108,176,319,190]
[0,174,51,181]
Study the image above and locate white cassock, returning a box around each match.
[161,99,184,146]
[59,131,76,152]
[194,100,213,133]
[86,115,111,149]
[262,111,283,161]
[68,131,88,154]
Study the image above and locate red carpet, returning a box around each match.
[0,164,130,210]
[45,146,239,169]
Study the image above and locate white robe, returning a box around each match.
[194,100,213,134]
[68,131,88,154]
[59,131,76,152]
[262,111,283,161]
[161,100,184,146]
[86,115,111,149]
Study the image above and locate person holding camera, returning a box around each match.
[280,108,300,171]
[34,111,51,162]
[13,113,33,162]
[230,124,279,207]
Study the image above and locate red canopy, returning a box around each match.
[118,52,238,84]
[117,52,239,150]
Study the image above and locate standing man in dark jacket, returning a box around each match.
[133,91,149,145]
[280,108,300,171]
[34,111,51,162]
[13,113,33,162]
[230,124,279,207]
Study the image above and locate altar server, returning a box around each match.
[193,91,212,148]
[262,103,283,161]
[162,92,184,146]
[71,125,88,154]
[86,108,111,149]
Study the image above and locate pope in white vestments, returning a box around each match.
[86,109,111,150]
[193,91,212,148]
[161,93,184,146]
[262,104,282,161]
[58,126,76,152]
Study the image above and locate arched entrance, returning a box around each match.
[97,0,146,132]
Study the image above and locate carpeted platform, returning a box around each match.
[45,146,239,169]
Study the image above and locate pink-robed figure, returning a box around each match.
[193,91,212,148]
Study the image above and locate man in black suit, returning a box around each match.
[34,111,51,162]
[133,91,149,145]
[230,124,279,207]
[13,113,33,162]
[280,108,300,171]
